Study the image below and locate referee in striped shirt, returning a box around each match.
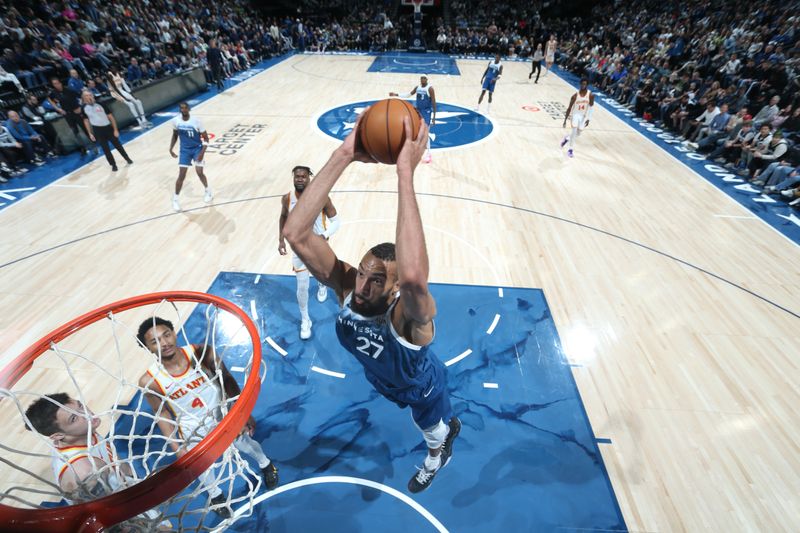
[81,90,133,171]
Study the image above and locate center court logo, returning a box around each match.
[315,100,494,150]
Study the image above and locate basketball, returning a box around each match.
[358,98,421,164]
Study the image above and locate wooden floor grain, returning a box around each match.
[1,54,798,530]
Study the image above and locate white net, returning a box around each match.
[0,295,266,532]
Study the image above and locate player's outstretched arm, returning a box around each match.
[394,117,436,343]
[284,111,372,299]
[390,86,417,97]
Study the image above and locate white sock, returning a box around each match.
[424,454,441,472]
[569,128,577,148]
[296,271,310,322]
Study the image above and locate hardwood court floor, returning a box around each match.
[1,53,799,531]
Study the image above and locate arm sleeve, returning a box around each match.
[321,214,341,239]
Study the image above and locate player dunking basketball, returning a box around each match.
[283,113,461,494]
[390,74,436,163]
[278,165,341,339]
[545,34,557,75]
[561,78,594,158]
[476,54,503,114]
[169,102,213,212]
[137,317,279,518]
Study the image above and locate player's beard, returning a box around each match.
[351,294,389,317]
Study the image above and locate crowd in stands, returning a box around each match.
[554,0,799,206]
[0,0,417,181]
[433,0,799,207]
[1,0,798,206]
[0,0,310,182]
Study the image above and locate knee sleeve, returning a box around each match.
[421,419,448,449]
[234,433,270,467]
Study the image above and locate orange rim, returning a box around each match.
[0,291,262,532]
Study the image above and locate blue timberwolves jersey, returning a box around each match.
[486,60,502,80]
[415,85,432,110]
[335,292,446,405]
[173,115,204,150]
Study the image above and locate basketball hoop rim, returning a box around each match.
[0,291,263,533]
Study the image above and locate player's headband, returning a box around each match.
[292,165,313,175]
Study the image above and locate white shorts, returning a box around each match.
[177,410,219,448]
[292,254,306,273]
[545,54,555,63]
[571,113,587,129]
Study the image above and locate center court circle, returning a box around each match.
[315,100,494,151]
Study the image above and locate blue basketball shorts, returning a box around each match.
[418,107,433,125]
[179,145,204,167]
